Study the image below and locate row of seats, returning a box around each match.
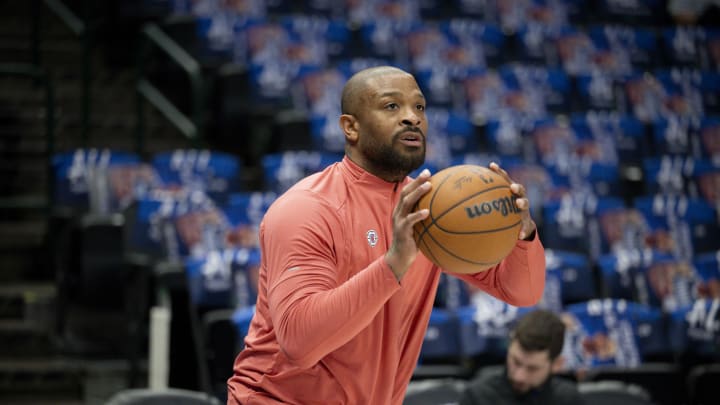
[169,0,675,27]
[50,148,719,366]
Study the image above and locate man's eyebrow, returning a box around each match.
[377,91,426,100]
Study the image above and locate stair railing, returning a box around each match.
[136,22,205,156]
[37,0,91,146]
[0,64,56,215]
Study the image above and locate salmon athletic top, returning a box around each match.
[227,156,546,405]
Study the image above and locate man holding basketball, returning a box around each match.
[227,66,545,404]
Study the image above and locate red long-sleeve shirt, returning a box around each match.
[227,157,546,404]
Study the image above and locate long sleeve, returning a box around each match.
[452,233,546,307]
[262,190,400,369]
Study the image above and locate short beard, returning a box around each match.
[364,133,425,181]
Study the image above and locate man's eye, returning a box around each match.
[385,103,398,110]
[416,104,426,111]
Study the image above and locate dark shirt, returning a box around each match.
[459,367,584,405]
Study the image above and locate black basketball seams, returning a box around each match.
[419,226,501,267]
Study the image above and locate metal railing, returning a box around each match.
[136,22,206,155]
[0,63,55,214]
[36,0,91,145]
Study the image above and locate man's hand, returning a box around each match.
[385,169,432,281]
[489,162,537,241]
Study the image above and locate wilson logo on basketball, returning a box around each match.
[465,196,520,219]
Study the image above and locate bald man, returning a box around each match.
[227,66,546,405]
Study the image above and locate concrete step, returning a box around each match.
[0,357,138,404]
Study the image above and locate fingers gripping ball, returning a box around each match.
[413,165,523,274]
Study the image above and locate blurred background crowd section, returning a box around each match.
[0,0,719,404]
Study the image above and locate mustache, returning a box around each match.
[393,126,425,139]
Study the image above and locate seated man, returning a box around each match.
[459,309,583,405]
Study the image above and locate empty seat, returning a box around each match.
[105,388,221,405]
[562,299,668,370]
[687,363,720,405]
[151,149,242,204]
[669,298,720,363]
[53,148,143,213]
[403,378,467,405]
[578,380,655,405]
[581,363,685,405]
[261,151,342,193]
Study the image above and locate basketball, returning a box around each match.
[413,165,523,274]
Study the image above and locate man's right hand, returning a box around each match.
[385,168,432,281]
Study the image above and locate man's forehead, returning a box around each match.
[364,74,423,97]
[509,341,552,365]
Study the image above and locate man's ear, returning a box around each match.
[339,114,359,144]
[551,356,565,374]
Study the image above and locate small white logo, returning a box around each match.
[366,230,379,247]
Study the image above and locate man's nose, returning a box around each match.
[401,108,422,126]
[511,367,528,382]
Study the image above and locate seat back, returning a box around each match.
[403,378,466,405]
[579,380,655,405]
[105,388,221,405]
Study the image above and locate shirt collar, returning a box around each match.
[340,155,407,192]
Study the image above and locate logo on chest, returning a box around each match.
[366,229,379,247]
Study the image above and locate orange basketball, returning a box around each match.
[413,165,523,274]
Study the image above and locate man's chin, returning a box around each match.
[511,382,531,395]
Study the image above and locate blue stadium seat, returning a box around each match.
[53,149,143,213]
[696,116,720,160]
[126,189,217,259]
[402,25,485,71]
[414,66,471,108]
[347,0,422,26]
[185,247,260,308]
[662,26,708,68]
[498,63,571,113]
[598,250,700,311]
[261,151,342,193]
[503,161,558,221]
[484,117,534,159]
[542,194,623,256]
[358,19,421,60]
[642,155,697,196]
[223,191,276,249]
[554,28,632,76]
[529,118,622,197]
[705,29,720,71]
[652,116,703,157]
[460,69,547,122]
[545,249,596,306]
[589,25,659,69]
[694,251,720,299]
[292,66,347,116]
[424,108,478,169]
[232,304,256,345]
[514,22,568,65]
[575,72,627,112]
[595,0,666,25]
[634,194,719,257]
[280,15,352,61]
[434,273,472,310]
[692,160,720,206]
[562,299,668,370]
[669,298,720,362]
[420,308,462,362]
[595,205,649,255]
[151,149,242,204]
[571,112,646,164]
[457,294,532,359]
[441,19,506,66]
